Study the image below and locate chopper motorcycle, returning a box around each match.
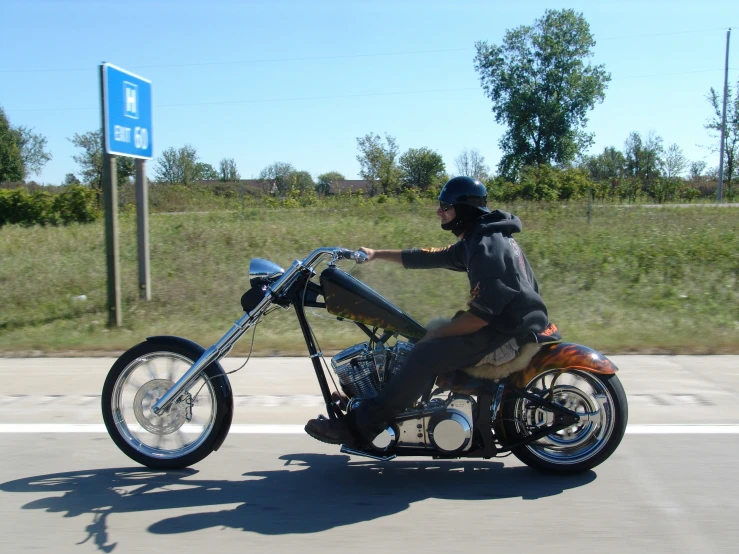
[102,246,628,473]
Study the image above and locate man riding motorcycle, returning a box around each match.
[305,176,559,446]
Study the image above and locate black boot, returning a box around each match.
[304,416,358,446]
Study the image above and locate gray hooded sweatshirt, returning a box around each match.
[401,210,550,339]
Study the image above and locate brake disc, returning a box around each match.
[133,379,188,435]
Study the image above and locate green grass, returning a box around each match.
[1,201,738,355]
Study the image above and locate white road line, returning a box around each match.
[0,424,738,434]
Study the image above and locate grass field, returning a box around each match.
[1,201,737,355]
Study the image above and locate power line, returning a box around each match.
[0,47,472,74]
[7,64,737,113]
[5,87,480,113]
[615,67,738,80]
[601,26,734,40]
[1,27,736,75]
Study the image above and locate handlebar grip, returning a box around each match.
[336,249,368,263]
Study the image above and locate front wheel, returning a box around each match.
[101,339,231,469]
[501,369,628,474]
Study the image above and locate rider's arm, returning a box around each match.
[421,310,488,342]
[399,242,466,271]
[358,248,404,264]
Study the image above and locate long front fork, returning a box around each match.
[151,305,266,416]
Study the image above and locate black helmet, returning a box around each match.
[438,176,490,213]
[438,176,490,236]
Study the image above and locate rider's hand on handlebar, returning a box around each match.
[358,247,376,261]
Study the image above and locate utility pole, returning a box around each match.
[717,28,731,203]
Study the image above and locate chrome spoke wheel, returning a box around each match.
[512,369,616,466]
[110,352,217,460]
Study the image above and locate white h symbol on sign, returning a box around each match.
[124,82,139,119]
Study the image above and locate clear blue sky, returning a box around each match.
[2,0,737,184]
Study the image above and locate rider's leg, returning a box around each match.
[346,330,509,441]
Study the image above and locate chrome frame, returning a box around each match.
[151,247,367,415]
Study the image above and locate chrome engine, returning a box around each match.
[331,341,475,455]
[331,341,412,399]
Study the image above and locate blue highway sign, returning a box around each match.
[102,63,153,158]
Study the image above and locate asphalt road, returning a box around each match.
[1,355,738,553]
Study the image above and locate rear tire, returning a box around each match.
[102,339,230,469]
[502,370,628,474]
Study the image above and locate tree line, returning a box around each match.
[1,9,737,202]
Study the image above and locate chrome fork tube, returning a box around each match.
[151,313,252,415]
[151,291,276,415]
[150,253,325,416]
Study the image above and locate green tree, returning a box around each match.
[12,125,52,178]
[63,173,81,186]
[624,131,663,194]
[0,107,24,183]
[258,161,296,195]
[688,160,707,183]
[154,145,200,185]
[661,143,688,178]
[69,129,134,190]
[356,133,400,195]
[195,162,218,180]
[316,171,345,195]
[454,148,489,180]
[291,170,315,193]
[706,79,739,196]
[583,146,626,184]
[400,147,445,190]
[219,158,240,182]
[474,9,610,179]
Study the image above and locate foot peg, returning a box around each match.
[340,445,397,462]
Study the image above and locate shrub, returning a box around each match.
[0,185,99,227]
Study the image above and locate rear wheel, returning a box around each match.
[101,340,230,469]
[502,369,628,474]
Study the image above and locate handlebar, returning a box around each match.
[300,247,368,269]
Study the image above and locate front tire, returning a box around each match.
[502,369,628,474]
[102,339,231,469]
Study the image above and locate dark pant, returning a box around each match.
[349,328,509,440]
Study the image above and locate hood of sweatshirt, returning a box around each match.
[468,209,522,236]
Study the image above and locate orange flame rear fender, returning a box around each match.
[508,342,618,388]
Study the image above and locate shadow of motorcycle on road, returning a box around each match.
[1,454,596,551]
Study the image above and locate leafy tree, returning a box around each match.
[0,108,23,183]
[706,79,739,195]
[316,171,345,195]
[454,148,489,180]
[291,170,315,193]
[219,158,240,182]
[356,133,400,195]
[154,144,200,185]
[661,143,688,178]
[258,161,296,195]
[69,129,134,190]
[583,146,626,183]
[688,160,707,182]
[624,131,663,192]
[195,162,218,180]
[474,9,610,179]
[63,173,81,186]
[399,147,445,190]
[12,125,52,178]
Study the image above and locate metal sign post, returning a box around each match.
[135,159,151,301]
[101,63,154,326]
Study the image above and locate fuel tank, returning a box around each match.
[320,267,425,339]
